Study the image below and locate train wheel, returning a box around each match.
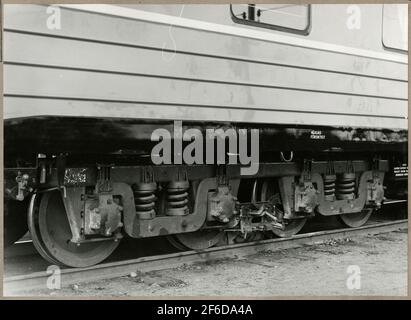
[28,193,61,265]
[337,209,373,228]
[271,219,307,238]
[4,199,29,247]
[167,230,225,251]
[29,191,120,267]
[260,179,307,238]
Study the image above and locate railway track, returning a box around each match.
[4,217,407,295]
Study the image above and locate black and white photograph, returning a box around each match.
[1,2,408,298]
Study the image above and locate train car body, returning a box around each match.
[2,4,408,267]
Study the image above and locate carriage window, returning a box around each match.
[230,4,311,35]
[382,4,408,51]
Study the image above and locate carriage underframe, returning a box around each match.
[4,156,393,267]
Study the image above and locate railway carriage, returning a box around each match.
[2,4,408,267]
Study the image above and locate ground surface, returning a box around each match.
[7,227,407,297]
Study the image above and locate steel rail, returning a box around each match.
[3,219,407,295]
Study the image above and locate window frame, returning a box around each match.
[230,4,312,36]
[381,4,408,53]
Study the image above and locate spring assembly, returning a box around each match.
[324,161,336,201]
[133,168,157,220]
[166,171,189,216]
[324,174,336,201]
[336,173,356,200]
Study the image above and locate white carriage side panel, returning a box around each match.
[120,4,395,53]
[4,5,407,78]
[3,4,408,130]
[4,64,407,117]
[4,32,407,100]
[5,98,407,130]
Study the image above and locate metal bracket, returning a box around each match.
[96,164,114,193]
[301,159,313,182]
[315,170,385,216]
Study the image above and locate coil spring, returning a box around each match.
[324,174,336,201]
[166,180,190,216]
[336,173,356,200]
[133,182,157,220]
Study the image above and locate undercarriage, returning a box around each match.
[3,118,407,267]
